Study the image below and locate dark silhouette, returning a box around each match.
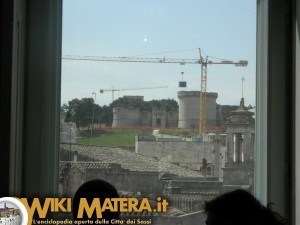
[72,179,120,222]
[205,189,287,225]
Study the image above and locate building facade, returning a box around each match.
[222,98,255,193]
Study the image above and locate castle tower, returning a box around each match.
[152,107,166,128]
[177,91,218,129]
[222,98,255,193]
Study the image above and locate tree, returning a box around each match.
[99,105,113,126]
[62,97,179,127]
[63,98,103,127]
[110,97,179,112]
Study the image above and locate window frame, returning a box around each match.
[7,0,296,222]
[255,0,269,204]
[9,0,62,197]
[294,0,300,224]
[256,0,294,219]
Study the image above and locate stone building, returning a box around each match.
[135,138,218,172]
[0,204,21,225]
[112,92,219,129]
[222,98,255,193]
[59,144,204,196]
[59,144,220,225]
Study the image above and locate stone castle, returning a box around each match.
[112,91,218,129]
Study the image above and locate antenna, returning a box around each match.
[242,75,245,98]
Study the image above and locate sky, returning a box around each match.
[61,0,256,107]
[0,202,17,209]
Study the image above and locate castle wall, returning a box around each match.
[112,107,178,128]
[140,111,152,127]
[152,107,166,128]
[112,107,140,127]
[166,111,179,128]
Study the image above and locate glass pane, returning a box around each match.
[60,1,256,224]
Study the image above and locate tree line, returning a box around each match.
[61,97,179,128]
[61,97,254,129]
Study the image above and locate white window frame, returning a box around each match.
[255,0,268,204]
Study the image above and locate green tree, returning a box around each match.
[62,97,179,127]
[99,105,113,125]
[110,97,178,112]
[63,98,103,127]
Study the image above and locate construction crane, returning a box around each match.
[63,50,248,135]
[100,86,168,102]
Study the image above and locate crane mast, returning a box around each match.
[200,60,208,135]
[62,53,248,135]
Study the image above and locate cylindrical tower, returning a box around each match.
[112,107,140,127]
[177,91,218,129]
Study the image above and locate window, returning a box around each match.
[60,1,256,223]
[3,0,296,224]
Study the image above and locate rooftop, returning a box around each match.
[60,144,203,177]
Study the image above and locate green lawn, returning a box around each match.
[76,129,152,148]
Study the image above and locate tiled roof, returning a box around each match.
[62,162,114,169]
[60,144,203,177]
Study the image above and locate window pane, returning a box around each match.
[60,1,256,224]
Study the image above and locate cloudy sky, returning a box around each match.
[61,0,256,107]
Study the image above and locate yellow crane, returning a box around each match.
[62,50,248,135]
[100,86,168,102]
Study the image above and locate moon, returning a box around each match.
[143,35,151,43]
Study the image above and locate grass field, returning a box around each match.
[76,128,198,148]
[76,129,152,148]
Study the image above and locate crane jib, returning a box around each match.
[62,54,248,134]
[62,55,247,66]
